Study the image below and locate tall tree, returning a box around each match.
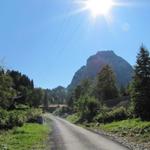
[96,65,118,102]
[74,85,82,100]
[29,88,44,107]
[7,70,34,105]
[67,79,92,109]
[131,45,150,120]
[0,72,16,109]
[43,89,50,109]
[76,95,99,122]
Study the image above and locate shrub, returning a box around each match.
[76,95,100,122]
[26,108,42,123]
[95,107,128,123]
[66,113,80,124]
[8,110,27,128]
[0,108,42,129]
[0,109,9,129]
[53,107,71,117]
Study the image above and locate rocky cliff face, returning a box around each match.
[68,51,133,90]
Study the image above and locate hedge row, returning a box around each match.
[0,108,42,129]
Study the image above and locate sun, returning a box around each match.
[85,0,114,17]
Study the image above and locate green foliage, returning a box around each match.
[0,73,16,109]
[131,46,150,120]
[43,89,49,109]
[66,113,80,124]
[74,85,82,100]
[96,65,119,102]
[0,109,9,128]
[67,79,92,108]
[100,119,150,144]
[51,86,67,104]
[7,70,34,106]
[0,66,64,130]
[75,95,100,122]
[94,107,128,123]
[28,88,44,107]
[0,108,42,129]
[66,90,74,107]
[0,123,50,150]
[8,70,34,91]
[119,85,129,97]
[67,67,121,123]
[53,106,71,117]
[25,108,42,123]
[0,67,53,110]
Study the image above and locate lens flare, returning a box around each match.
[85,0,114,17]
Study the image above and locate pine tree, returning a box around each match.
[0,73,16,109]
[43,90,49,110]
[96,65,118,102]
[131,45,150,120]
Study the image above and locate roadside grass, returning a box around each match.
[66,114,150,148]
[66,113,80,124]
[66,115,150,143]
[99,119,150,144]
[0,123,51,150]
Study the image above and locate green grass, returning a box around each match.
[66,113,80,124]
[0,123,51,150]
[66,113,150,148]
[99,119,150,143]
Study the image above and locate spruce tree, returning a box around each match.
[96,65,118,102]
[0,73,16,109]
[131,45,150,120]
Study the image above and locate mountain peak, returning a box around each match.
[87,51,116,63]
[96,50,115,55]
[68,51,133,90]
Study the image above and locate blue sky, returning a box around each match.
[0,0,150,89]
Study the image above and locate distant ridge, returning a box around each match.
[68,51,133,90]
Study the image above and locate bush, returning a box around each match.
[66,113,80,124]
[75,95,100,122]
[0,109,9,129]
[26,108,42,123]
[0,108,42,129]
[53,107,71,117]
[8,110,27,128]
[95,107,129,123]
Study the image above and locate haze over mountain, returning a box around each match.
[68,51,133,90]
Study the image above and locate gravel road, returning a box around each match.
[48,114,129,150]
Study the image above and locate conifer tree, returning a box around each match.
[0,72,16,109]
[131,45,150,120]
[96,65,118,102]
